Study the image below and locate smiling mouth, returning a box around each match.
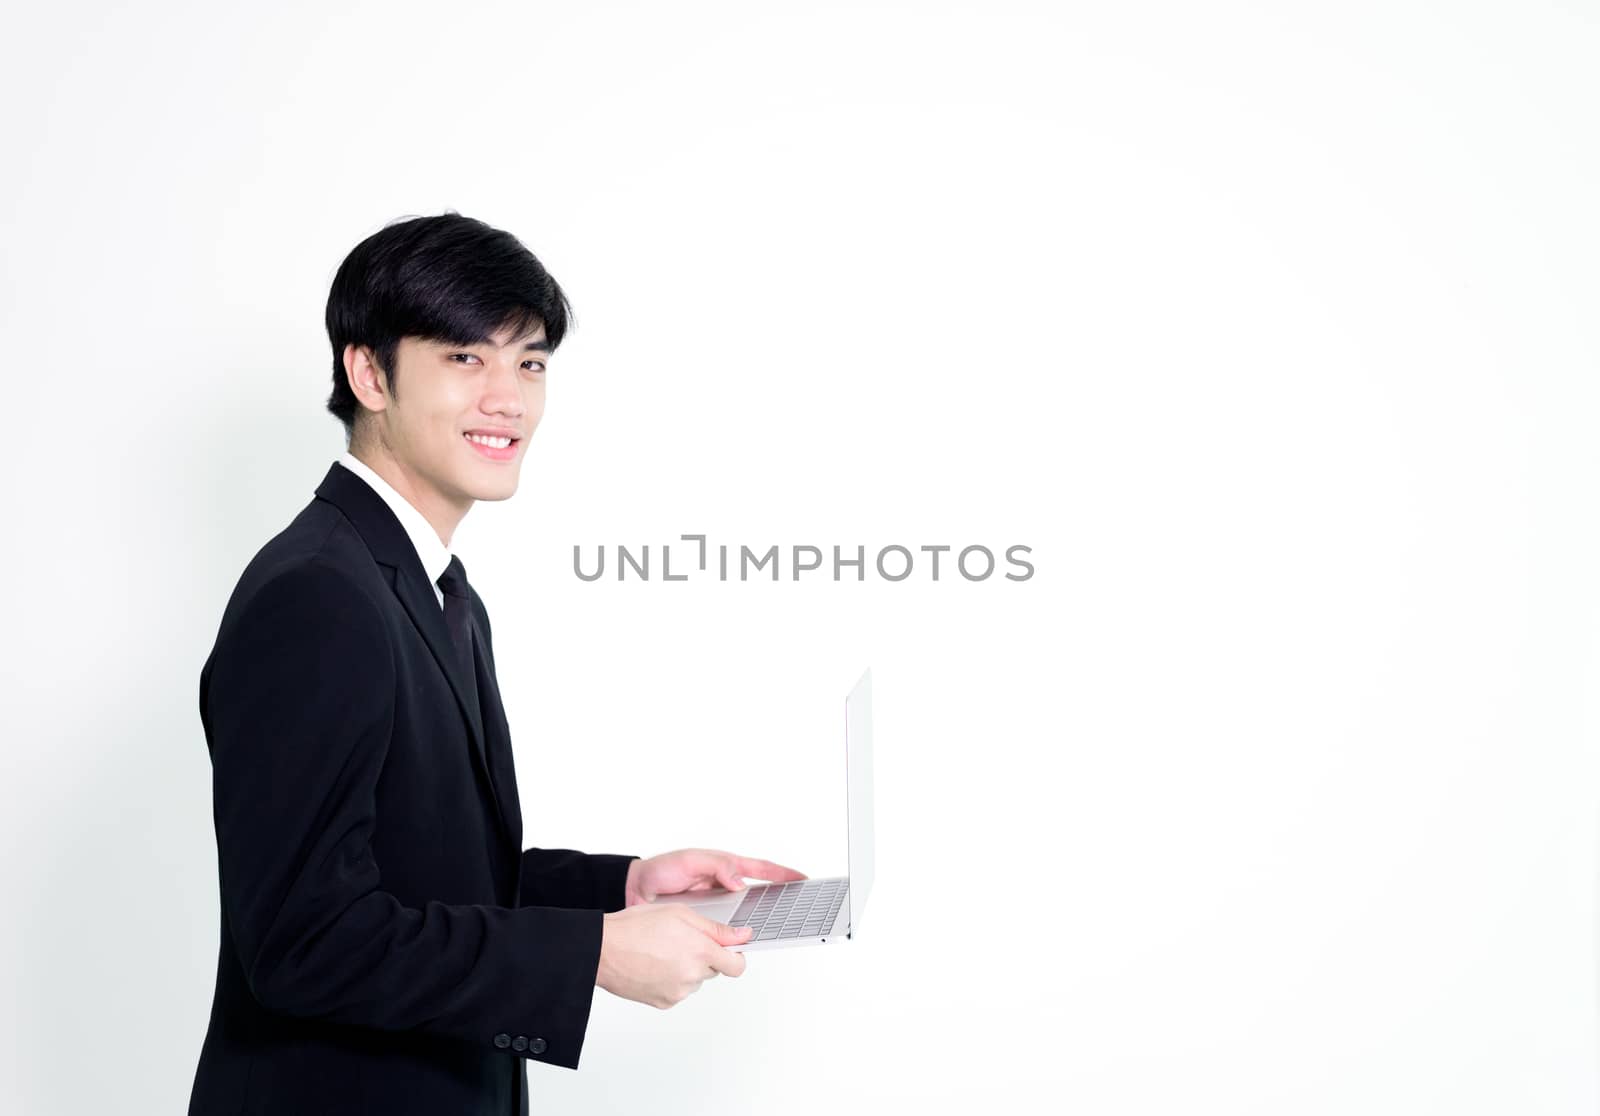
[463,432,521,461]
[463,433,519,449]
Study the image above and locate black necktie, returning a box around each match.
[436,555,481,717]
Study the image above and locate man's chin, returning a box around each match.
[467,479,519,502]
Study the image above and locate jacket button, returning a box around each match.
[493,1033,511,1049]
[511,1035,528,1052]
[528,1037,547,1055]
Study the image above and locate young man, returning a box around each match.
[188,213,805,1115]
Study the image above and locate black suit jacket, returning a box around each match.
[188,461,637,1115]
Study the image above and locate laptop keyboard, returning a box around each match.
[729,878,848,941]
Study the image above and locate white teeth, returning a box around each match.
[466,433,513,448]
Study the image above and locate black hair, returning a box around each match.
[324,212,573,440]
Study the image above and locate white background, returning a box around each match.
[1,1,1597,1113]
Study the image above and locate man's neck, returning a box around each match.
[346,443,468,548]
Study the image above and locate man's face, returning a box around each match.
[356,323,549,511]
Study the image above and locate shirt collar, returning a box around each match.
[336,451,454,594]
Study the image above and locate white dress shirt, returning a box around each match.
[337,452,453,610]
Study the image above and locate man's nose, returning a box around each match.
[481,358,526,413]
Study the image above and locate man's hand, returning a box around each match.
[623,848,808,907]
[596,905,752,1009]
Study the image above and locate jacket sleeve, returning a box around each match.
[205,557,604,1070]
[519,848,638,913]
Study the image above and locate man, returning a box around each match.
[188,213,805,1115]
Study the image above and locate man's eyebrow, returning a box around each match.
[521,339,551,353]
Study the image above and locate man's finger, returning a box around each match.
[707,948,748,978]
[733,856,808,883]
[686,909,754,946]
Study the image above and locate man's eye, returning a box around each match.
[522,360,546,372]
[450,353,479,364]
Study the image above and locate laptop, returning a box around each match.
[646,669,874,951]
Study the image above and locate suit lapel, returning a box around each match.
[313,463,517,852]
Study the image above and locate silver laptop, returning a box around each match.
[647,669,874,951]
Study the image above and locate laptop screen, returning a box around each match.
[845,669,874,934]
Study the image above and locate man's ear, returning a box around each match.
[344,343,389,415]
